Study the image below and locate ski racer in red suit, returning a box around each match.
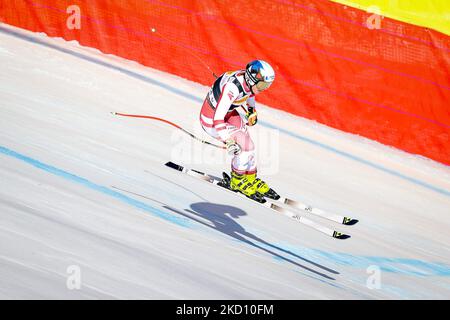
[199,60,279,202]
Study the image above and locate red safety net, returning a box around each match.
[1,0,449,165]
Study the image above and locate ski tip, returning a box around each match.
[343,218,359,226]
[110,111,117,115]
[333,231,351,239]
[165,161,184,172]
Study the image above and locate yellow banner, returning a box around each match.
[329,0,450,35]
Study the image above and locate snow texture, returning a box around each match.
[0,24,449,299]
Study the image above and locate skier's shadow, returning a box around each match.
[164,202,339,280]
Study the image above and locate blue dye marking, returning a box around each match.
[335,252,436,276]
[0,146,191,228]
[298,247,450,277]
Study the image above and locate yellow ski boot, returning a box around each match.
[230,171,256,194]
[222,171,277,202]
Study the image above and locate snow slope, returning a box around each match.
[1,24,450,299]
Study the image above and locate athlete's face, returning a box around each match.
[252,81,272,94]
[252,85,262,94]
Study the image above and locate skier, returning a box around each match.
[199,60,279,202]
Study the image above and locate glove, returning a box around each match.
[225,138,241,156]
[246,107,258,126]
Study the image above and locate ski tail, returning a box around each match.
[165,161,184,172]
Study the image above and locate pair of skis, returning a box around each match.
[165,161,358,239]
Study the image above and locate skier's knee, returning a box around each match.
[231,131,254,152]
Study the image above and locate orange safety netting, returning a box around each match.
[1,0,449,165]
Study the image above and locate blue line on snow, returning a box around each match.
[2,145,449,278]
[0,146,191,228]
[1,25,448,198]
[312,249,450,277]
[274,243,450,277]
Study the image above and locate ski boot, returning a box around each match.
[238,172,280,200]
[251,175,280,200]
[217,172,264,203]
[219,171,280,202]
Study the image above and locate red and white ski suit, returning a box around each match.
[199,70,257,174]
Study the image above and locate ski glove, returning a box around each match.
[246,107,258,126]
[225,138,241,156]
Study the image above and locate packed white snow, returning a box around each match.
[1,24,449,299]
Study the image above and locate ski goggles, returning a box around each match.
[255,80,273,91]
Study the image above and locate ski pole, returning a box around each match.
[111,112,226,149]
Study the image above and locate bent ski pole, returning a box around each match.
[111,112,226,149]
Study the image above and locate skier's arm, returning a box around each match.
[213,83,240,142]
[246,96,258,126]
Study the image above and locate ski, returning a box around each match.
[218,171,358,226]
[164,161,351,239]
[271,197,358,226]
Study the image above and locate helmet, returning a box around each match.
[244,60,275,92]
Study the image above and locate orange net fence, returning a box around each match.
[1,0,449,165]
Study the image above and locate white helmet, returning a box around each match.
[244,60,275,92]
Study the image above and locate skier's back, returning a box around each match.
[199,60,279,202]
